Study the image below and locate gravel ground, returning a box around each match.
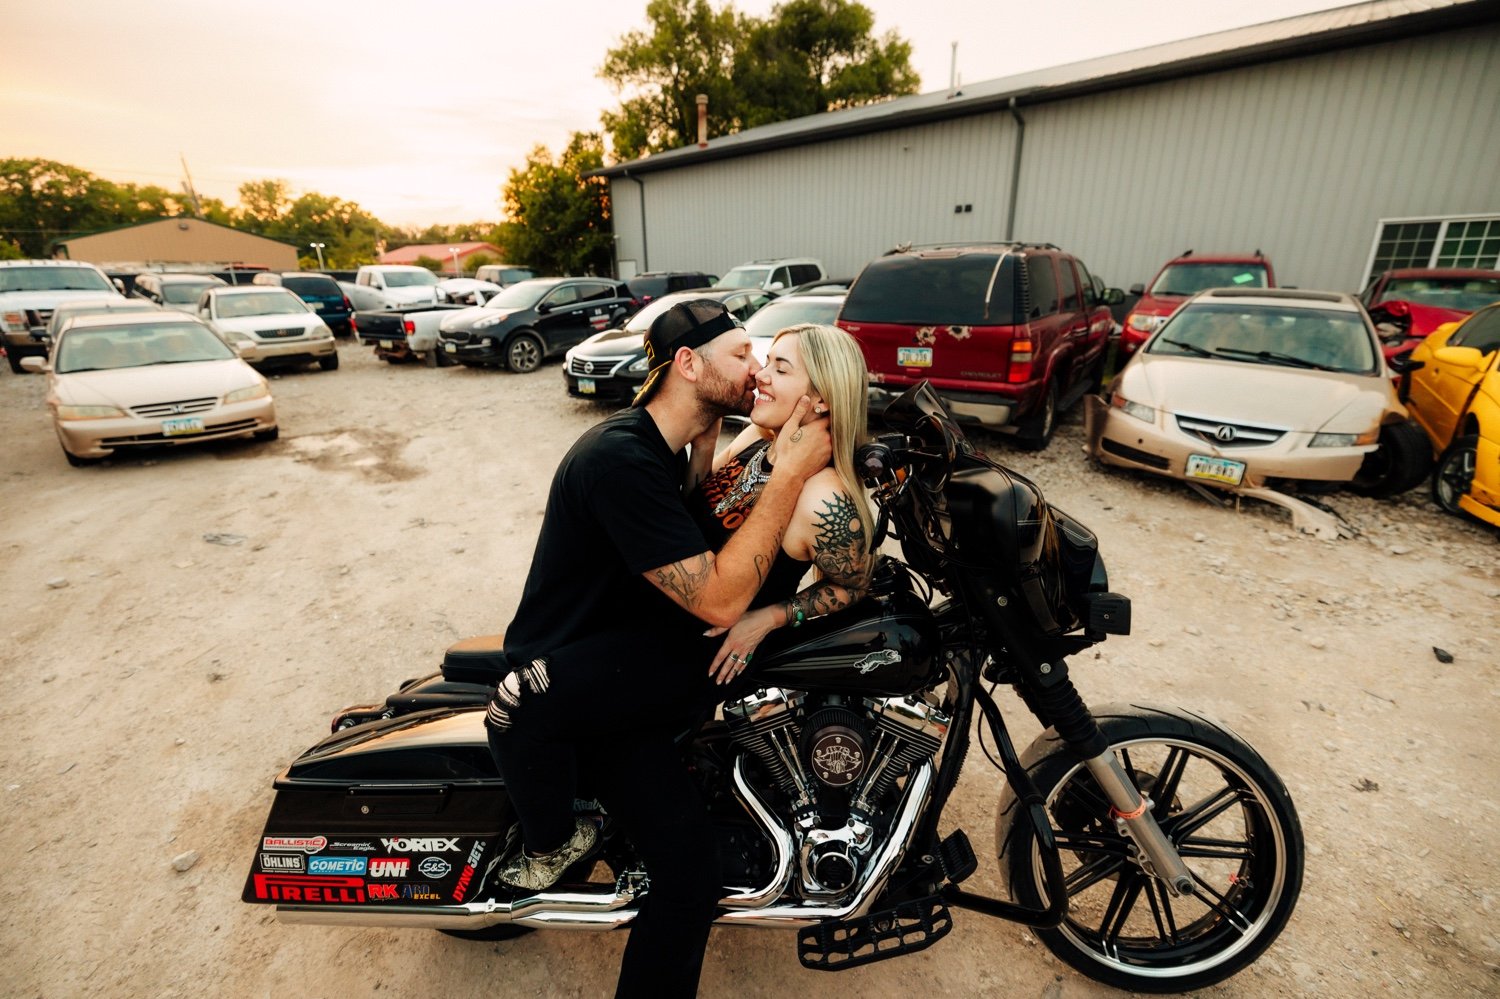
[2,339,1497,998]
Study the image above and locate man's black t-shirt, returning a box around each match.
[504,408,712,668]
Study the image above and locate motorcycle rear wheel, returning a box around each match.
[999,703,1303,993]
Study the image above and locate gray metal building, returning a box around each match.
[596,0,1500,295]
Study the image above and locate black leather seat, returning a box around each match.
[441,633,510,686]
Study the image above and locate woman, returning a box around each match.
[683,322,877,683]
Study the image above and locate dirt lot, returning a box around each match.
[3,339,1497,998]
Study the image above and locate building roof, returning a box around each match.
[594,0,1498,178]
[379,242,502,265]
[53,216,297,250]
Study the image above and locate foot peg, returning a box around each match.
[796,893,953,970]
[938,829,977,886]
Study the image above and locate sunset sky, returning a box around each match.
[4,0,1354,227]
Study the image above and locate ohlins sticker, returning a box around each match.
[258,853,304,872]
[252,874,365,904]
[262,836,327,853]
[855,649,901,674]
[381,837,460,852]
[307,856,367,876]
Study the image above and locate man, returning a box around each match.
[486,299,831,998]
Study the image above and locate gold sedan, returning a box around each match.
[21,313,278,467]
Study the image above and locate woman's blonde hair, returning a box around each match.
[771,323,875,580]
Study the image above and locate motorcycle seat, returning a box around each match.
[442,633,509,686]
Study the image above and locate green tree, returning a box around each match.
[599,0,918,160]
[499,132,613,276]
[0,158,126,256]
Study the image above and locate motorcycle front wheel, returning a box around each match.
[998,703,1303,993]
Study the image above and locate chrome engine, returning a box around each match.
[723,687,950,898]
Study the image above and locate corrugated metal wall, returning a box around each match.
[609,23,1499,293]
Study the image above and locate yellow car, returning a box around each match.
[1401,302,1500,527]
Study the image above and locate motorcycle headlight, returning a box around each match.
[57,404,125,420]
[225,382,269,404]
[628,356,650,373]
[1110,393,1155,423]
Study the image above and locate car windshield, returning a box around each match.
[282,276,341,297]
[55,322,235,373]
[0,266,113,293]
[163,282,217,304]
[715,267,771,289]
[1377,276,1500,312]
[1148,303,1376,374]
[1149,263,1268,296]
[743,297,844,337]
[840,254,1015,325]
[382,270,438,288]
[215,290,308,318]
[484,280,554,310]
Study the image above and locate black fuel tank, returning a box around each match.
[747,589,940,696]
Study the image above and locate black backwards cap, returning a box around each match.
[631,298,742,407]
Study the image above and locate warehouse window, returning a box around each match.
[1365,214,1500,284]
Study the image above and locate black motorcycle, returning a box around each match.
[243,383,1303,992]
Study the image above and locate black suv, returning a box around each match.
[626,271,717,307]
[839,242,1123,449]
[251,272,354,336]
[437,277,635,372]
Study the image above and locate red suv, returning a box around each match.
[1120,251,1275,358]
[838,242,1121,449]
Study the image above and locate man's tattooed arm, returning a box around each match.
[651,553,715,610]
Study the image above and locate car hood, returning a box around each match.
[4,290,124,310]
[1130,292,1186,317]
[573,332,645,357]
[1125,355,1395,432]
[441,307,522,332]
[214,314,324,334]
[55,359,262,408]
[383,286,440,305]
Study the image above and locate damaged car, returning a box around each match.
[1085,288,1431,531]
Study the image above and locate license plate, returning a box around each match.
[443,342,457,354]
[898,346,932,367]
[577,378,596,395]
[161,417,205,437]
[1186,454,1246,485]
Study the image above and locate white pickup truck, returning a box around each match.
[352,302,486,367]
[354,265,441,308]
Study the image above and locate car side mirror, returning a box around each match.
[1128,283,1144,296]
[536,302,553,314]
[1102,287,1125,306]
[766,281,785,291]
[19,356,48,373]
[1432,345,1486,369]
[1387,353,1424,374]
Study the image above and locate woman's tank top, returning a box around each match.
[685,437,812,608]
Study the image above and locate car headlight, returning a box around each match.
[225,382,270,404]
[57,404,125,420]
[222,329,254,343]
[1110,392,1155,423]
[313,324,332,338]
[1126,313,1165,333]
[628,356,650,373]
[473,315,501,330]
[1309,428,1379,448]
[2,310,27,332]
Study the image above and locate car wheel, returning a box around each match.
[1014,383,1058,452]
[1347,420,1433,498]
[505,332,544,373]
[253,426,280,443]
[318,351,340,371]
[1431,435,1479,517]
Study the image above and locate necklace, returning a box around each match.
[713,443,773,516]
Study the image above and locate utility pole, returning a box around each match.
[179,153,204,217]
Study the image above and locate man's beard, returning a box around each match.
[697,361,754,419]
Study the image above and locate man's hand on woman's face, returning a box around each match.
[773,395,832,482]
